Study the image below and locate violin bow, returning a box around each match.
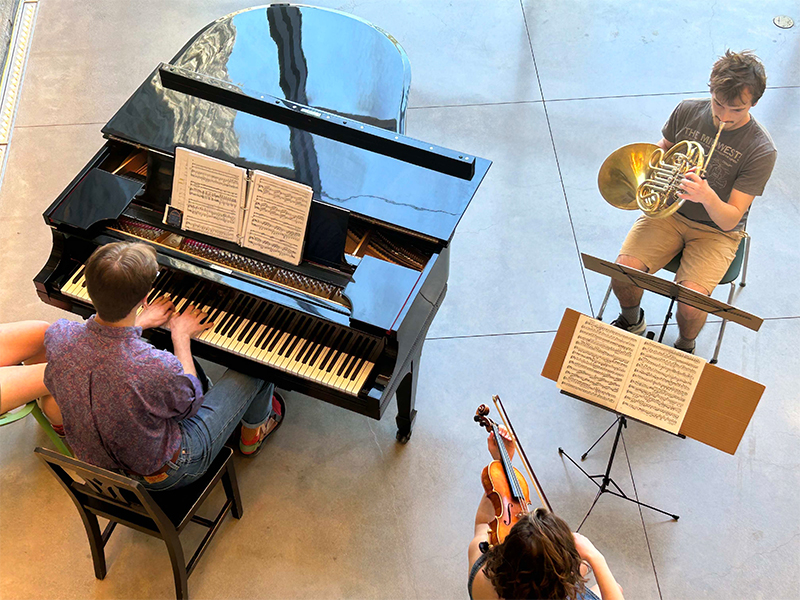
[492,394,553,513]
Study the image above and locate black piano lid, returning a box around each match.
[101,5,491,245]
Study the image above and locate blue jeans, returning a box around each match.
[133,370,275,491]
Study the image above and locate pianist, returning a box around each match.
[43,242,284,490]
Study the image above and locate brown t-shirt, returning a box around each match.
[662,98,777,231]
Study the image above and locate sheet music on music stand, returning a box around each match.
[557,313,704,434]
[543,309,765,454]
[581,253,763,332]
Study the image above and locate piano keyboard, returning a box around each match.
[61,264,381,396]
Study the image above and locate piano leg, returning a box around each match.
[395,346,421,444]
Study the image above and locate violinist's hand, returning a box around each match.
[488,426,515,461]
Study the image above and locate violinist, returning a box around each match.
[468,428,624,600]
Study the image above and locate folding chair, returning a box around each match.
[35,446,243,600]
[597,232,751,364]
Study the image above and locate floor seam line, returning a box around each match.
[517,0,593,316]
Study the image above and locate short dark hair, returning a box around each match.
[484,509,586,600]
[85,242,158,322]
[709,50,767,104]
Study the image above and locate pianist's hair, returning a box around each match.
[709,49,767,105]
[85,242,158,322]
[483,508,587,600]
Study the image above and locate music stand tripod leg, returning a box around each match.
[579,415,622,461]
[559,416,680,525]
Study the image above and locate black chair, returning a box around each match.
[35,446,243,600]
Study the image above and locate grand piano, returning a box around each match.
[34,5,490,442]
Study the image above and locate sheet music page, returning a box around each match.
[617,340,704,434]
[169,147,246,243]
[557,314,641,409]
[241,170,312,266]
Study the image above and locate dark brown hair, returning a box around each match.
[483,509,586,600]
[709,50,767,105]
[85,242,158,322]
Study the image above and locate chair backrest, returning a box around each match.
[35,447,171,535]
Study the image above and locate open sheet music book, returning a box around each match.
[164,147,313,266]
[557,314,705,434]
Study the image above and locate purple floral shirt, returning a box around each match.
[44,317,204,475]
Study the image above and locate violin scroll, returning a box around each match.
[474,404,493,432]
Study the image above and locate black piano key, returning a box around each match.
[238,300,268,342]
[223,296,254,338]
[305,324,336,366]
[279,316,311,357]
[287,317,317,359]
[347,340,378,381]
[256,306,285,349]
[245,304,273,345]
[146,270,169,302]
[204,289,231,324]
[296,321,324,364]
[73,264,88,286]
[180,281,206,312]
[193,284,215,312]
[149,271,175,302]
[168,276,194,305]
[316,328,346,371]
[219,294,248,336]
[323,331,353,373]
[341,336,370,379]
[268,312,299,353]
[259,307,292,350]
[232,297,264,343]
[208,293,241,334]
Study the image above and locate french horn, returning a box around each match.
[598,120,725,219]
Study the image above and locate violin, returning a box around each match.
[474,395,552,546]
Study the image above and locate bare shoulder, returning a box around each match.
[471,567,500,600]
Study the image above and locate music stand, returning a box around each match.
[582,253,763,345]
[558,411,678,530]
[544,306,763,530]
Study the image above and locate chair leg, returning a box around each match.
[163,530,189,600]
[221,462,244,519]
[740,234,751,288]
[30,404,72,456]
[76,508,108,579]
[710,282,736,364]
[596,281,613,321]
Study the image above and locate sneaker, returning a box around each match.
[610,309,647,336]
[673,343,696,355]
[239,393,285,457]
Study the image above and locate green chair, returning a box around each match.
[597,232,751,364]
[0,401,72,456]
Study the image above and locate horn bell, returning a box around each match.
[598,143,660,211]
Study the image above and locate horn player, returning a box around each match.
[610,50,777,354]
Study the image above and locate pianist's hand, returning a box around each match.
[169,304,214,340]
[135,296,175,330]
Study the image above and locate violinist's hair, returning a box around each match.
[483,508,586,600]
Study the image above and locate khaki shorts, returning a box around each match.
[619,212,744,293]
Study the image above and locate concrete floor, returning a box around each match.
[1,1,799,598]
